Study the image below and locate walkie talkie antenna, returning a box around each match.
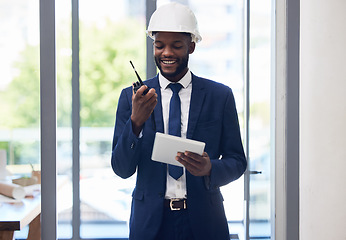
[130,61,144,85]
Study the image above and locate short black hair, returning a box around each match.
[152,31,192,40]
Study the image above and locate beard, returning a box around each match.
[155,54,189,80]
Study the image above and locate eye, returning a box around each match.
[154,44,164,50]
[173,45,183,49]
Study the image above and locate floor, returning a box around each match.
[14,221,271,239]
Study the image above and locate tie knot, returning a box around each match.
[168,83,183,94]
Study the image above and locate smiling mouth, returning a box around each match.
[161,60,177,65]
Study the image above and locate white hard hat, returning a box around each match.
[147,2,202,43]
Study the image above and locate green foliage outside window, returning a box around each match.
[0,18,145,128]
[0,17,146,164]
[79,19,146,127]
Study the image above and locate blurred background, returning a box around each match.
[0,0,272,239]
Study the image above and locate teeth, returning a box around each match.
[162,60,175,64]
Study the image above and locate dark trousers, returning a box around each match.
[155,208,194,240]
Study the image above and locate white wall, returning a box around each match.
[300,0,346,239]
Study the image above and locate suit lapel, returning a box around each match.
[146,75,167,180]
[148,75,164,133]
[187,74,206,139]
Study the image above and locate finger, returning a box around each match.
[147,93,158,106]
[178,158,202,176]
[133,88,153,105]
[139,85,148,94]
[176,156,197,173]
[184,151,211,168]
[184,151,204,164]
[146,89,157,100]
[139,87,157,101]
[148,88,156,95]
[177,153,201,169]
[178,154,206,176]
[186,151,210,165]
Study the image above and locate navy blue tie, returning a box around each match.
[168,83,183,180]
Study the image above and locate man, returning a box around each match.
[111,3,247,240]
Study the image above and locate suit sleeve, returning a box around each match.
[111,88,142,179]
[207,89,247,189]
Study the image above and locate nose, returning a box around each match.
[162,46,174,57]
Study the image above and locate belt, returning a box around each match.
[164,198,187,211]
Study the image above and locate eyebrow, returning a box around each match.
[154,40,184,44]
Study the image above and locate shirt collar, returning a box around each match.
[159,70,192,90]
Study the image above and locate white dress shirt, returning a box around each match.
[159,70,192,199]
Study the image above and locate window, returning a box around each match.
[0,0,40,238]
[248,0,272,238]
[56,0,147,238]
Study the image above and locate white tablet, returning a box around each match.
[151,132,205,167]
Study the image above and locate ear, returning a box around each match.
[188,42,196,54]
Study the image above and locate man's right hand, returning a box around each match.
[131,85,157,136]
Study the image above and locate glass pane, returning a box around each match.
[56,0,73,238]
[249,0,272,238]
[79,0,146,238]
[0,0,40,238]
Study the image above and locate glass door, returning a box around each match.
[245,0,273,239]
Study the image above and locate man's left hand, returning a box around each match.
[176,151,211,176]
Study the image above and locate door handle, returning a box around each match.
[249,170,262,174]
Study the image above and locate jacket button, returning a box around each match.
[130,142,135,149]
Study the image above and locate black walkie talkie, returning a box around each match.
[130,61,149,95]
[129,60,156,131]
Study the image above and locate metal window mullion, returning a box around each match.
[146,0,156,79]
[71,0,81,239]
[40,0,57,238]
[285,0,300,239]
[243,0,250,239]
[274,0,300,239]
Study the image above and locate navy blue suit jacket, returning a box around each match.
[111,73,247,240]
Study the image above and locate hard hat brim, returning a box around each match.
[146,30,202,43]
